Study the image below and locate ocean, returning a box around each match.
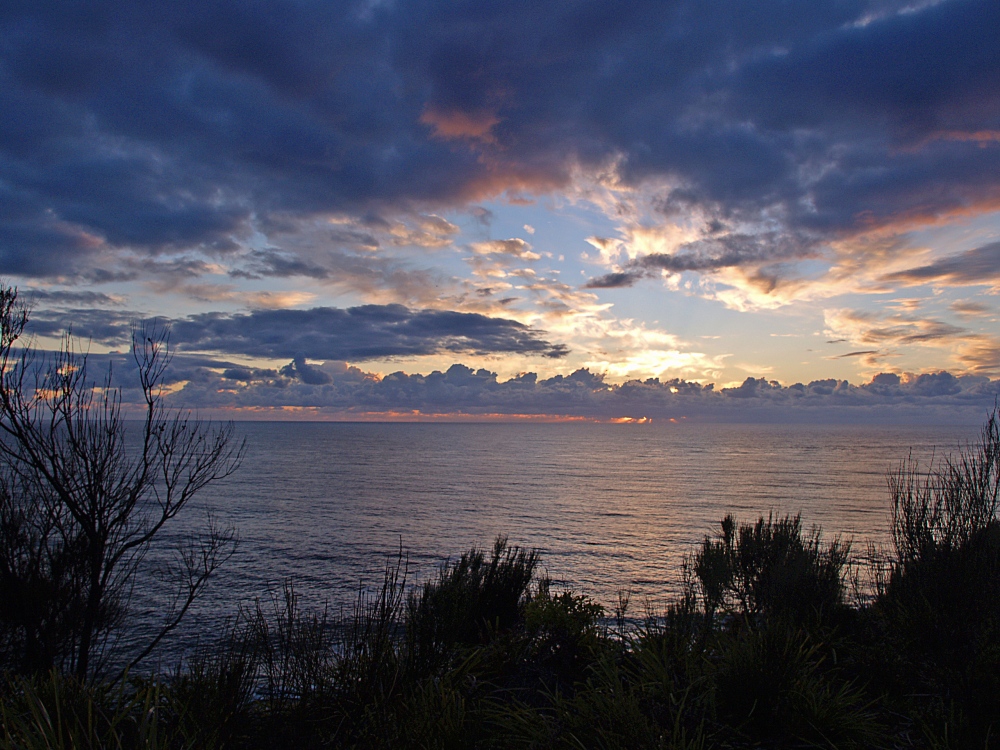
[137,419,978,658]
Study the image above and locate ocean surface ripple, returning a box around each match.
[142,421,974,660]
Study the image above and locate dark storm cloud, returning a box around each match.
[25,303,568,361]
[883,242,1000,286]
[170,305,568,360]
[2,0,999,277]
[23,305,569,366]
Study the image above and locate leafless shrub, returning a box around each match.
[0,284,244,679]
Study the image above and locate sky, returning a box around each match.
[2,0,1000,422]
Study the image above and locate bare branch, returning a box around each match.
[0,284,243,678]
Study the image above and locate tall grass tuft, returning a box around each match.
[0,671,174,750]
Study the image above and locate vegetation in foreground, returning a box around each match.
[3,413,1000,748]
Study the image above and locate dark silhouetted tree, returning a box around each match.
[0,284,244,679]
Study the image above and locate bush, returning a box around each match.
[13,409,1000,747]
[694,513,850,629]
[406,536,538,672]
[711,622,881,747]
[889,409,1000,567]
[523,579,604,689]
[872,409,1000,744]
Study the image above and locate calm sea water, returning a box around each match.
[137,420,980,656]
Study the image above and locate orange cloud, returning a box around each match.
[899,130,1000,153]
[851,192,1000,235]
[937,130,1000,146]
[419,106,501,143]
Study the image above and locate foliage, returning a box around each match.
[0,671,176,750]
[694,512,850,629]
[870,408,1000,745]
[406,536,538,672]
[889,409,1000,566]
[523,578,604,688]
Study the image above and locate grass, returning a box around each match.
[4,411,1000,748]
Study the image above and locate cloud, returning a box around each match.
[230,249,331,280]
[280,355,332,385]
[24,302,571,363]
[26,307,135,346]
[823,307,1000,376]
[156,354,1000,424]
[883,242,1000,287]
[585,271,643,289]
[825,309,967,346]
[469,239,540,260]
[22,288,126,308]
[170,304,569,360]
[834,350,879,359]
[17,324,1000,423]
[2,0,998,285]
[586,228,822,290]
[419,106,501,143]
[955,339,1000,376]
[951,300,993,318]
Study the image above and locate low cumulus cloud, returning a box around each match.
[17,327,1000,423]
[154,357,1000,424]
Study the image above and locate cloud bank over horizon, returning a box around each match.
[58,344,1000,424]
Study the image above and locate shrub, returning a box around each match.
[711,622,882,747]
[523,578,604,689]
[889,409,1000,567]
[405,536,538,672]
[694,513,850,629]
[871,412,1000,744]
[849,408,1000,746]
